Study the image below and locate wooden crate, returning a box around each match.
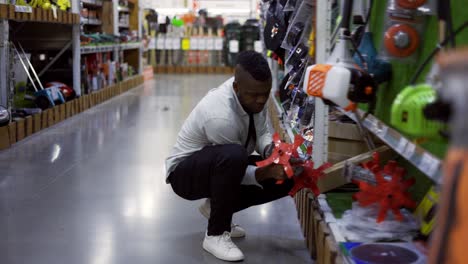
[33,113,41,133]
[59,104,66,121]
[8,122,16,144]
[25,116,33,137]
[0,126,11,150]
[41,110,49,129]
[16,119,25,141]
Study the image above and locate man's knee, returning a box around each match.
[214,144,248,176]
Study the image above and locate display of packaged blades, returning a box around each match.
[384,24,420,58]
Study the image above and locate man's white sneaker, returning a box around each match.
[203,231,245,262]
[199,199,246,238]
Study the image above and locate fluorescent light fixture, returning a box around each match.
[208,8,251,14]
[155,8,190,14]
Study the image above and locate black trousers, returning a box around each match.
[168,144,294,236]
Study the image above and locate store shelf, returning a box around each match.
[117,6,130,12]
[338,107,443,184]
[120,42,142,51]
[0,4,79,24]
[81,43,116,54]
[81,0,103,7]
[118,23,129,28]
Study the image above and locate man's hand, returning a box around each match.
[262,142,275,159]
[255,164,303,182]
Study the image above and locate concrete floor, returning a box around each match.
[0,74,311,264]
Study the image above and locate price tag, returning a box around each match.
[15,5,32,13]
[156,37,165,50]
[164,38,173,50]
[199,38,207,50]
[172,38,181,50]
[254,40,263,53]
[420,153,439,178]
[396,137,408,154]
[181,38,190,51]
[214,38,223,51]
[206,38,215,50]
[402,142,416,158]
[190,38,199,50]
[229,40,239,53]
[148,38,156,49]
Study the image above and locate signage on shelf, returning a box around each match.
[214,38,223,51]
[206,38,215,50]
[15,5,32,13]
[156,37,165,50]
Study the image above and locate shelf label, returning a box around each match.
[214,38,223,51]
[229,40,239,53]
[15,5,33,13]
[402,142,416,159]
[172,38,181,50]
[254,40,263,53]
[190,38,200,50]
[181,38,190,51]
[419,152,439,179]
[206,38,215,50]
[164,38,173,50]
[148,38,156,49]
[198,38,207,50]
[156,37,165,50]
[396,137,408,154]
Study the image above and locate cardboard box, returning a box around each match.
[25,116,33,136]
[328,138,368,157]
[8,122,16,144]
[59,104,66,121]
[329,121,363,141]
[33,113,41,133]
[0,126,11,150]
[41,110,49,129]
[54,106,60,123]
[16,119,25,141]
[0,5,8,19]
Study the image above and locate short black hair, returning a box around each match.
[236,51,272,82]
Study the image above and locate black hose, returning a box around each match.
[341,0,354,31]
[409,20,468,85]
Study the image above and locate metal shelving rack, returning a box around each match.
[0,0,81,105]
[338,108,443,183]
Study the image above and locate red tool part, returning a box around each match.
[396,0,426,9]
[288,160,332,197]
[256,133,304,184]
[354,155,417,223]
[384,24,420,58]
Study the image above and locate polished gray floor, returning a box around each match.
[0,74,311,264]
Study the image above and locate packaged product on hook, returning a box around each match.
[281,0,314,52]
[379,1,426,62]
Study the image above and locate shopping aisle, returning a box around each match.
[0,74,311,264]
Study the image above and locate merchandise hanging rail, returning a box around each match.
[337,107,443,184]
[81,42,142,54]
[81,0,103,7]
[80,43,115,54]
[0,4,80,25]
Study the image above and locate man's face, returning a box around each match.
[233,67,272,114]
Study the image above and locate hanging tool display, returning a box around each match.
[391,20,468,137]
[381,0,425,61]
[303,0,377,112]
[352,1,393,84]
[353,152,417,223]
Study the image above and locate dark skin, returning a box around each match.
[232,65,289,183]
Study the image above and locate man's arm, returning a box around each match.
[255,110,273,158]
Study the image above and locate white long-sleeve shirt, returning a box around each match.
[165,77,272,186]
